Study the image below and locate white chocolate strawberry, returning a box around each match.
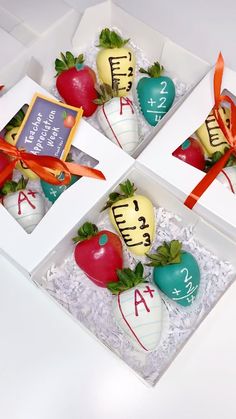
[2,178,45,233]
[95,84,139,154]
[108,263,163,352]
[217,166,236,194]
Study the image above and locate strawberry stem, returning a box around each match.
[139,61,164,78]
[101,179,137,211]
[98,28,129,49]
[146,240,183,267]
[107,262,145,294]
[94,82,119,105]
[73,222,98,243]
[1,176,28,195]
[55,52,85,76]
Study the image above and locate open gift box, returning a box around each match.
[0,75,133,277]
[138,64,236,241]
[32,161,236,386]
[0,1,210,158]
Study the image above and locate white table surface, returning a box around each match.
[1,1,236,418]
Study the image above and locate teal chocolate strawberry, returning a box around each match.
[137,61,175,126]
[147,240,200,307]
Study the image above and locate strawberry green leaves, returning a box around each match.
[146,240,182,267]
[73,222,99,243]
[55,52,85,76]
[107,262,145,294]
[102,179,137,211]
[98,28,129,49]
[139,61,164,79]
[1,176,28,196]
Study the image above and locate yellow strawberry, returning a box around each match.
[4,109,38,180]
[195,106,230,156]
[96,28,135,97]
[102,180,155,256]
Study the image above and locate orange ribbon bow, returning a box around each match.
[184,53,236,209]
[0,137,105,185]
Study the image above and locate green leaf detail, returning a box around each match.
[205,147,235,170]
[55,51,83,76]
[139,61,164,78]
[1,176,27,195]
[107,262,146,294]
[146,240,183,267]
[5,108,25,132]
[101,179,137,211]
[73,222,98,243]
[94,82,119,105]
[98,28,129,49]
[62,111,67,120]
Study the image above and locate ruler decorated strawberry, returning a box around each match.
[195,106,230,156]
[55,52,98,117]
[96,28,135,97]
[102,179,155,256]
[1,177,46,233]
[107,262,163,352]
[137,61,175,126]
[147,240,200,307]
[95,83,139,154]
[73,222,123,288]
[172,138,205,171]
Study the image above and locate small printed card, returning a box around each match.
[15,93,83,160]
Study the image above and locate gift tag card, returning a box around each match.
[14,93,83,161]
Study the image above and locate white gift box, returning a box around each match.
[32,161,236,386]
[138,65,236,241]
[0,1,210,158]
[0,76,133,277]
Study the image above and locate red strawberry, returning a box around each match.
[55,52,98,117]
[73,222,123,287]
[172,137,205,170]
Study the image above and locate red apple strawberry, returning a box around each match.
[55,52,98,117]
[172,137,205,170]
[73,222,123,287]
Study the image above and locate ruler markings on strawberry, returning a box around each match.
[96,28,135,97]
[102,179,155,256]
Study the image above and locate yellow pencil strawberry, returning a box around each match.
[102,179,155,256]
[96,28,135,97]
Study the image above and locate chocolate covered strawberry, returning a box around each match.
[172,138,205,170]
[102,180,155,256]
[95,83,139,154]
[73,222,123,287]
[96,28,135,97]
[1,177,46,233]
[107,262,163,352]
[147,240,200,307]
[137,61,175,126]
[55,52,98,117]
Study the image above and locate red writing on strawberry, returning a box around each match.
[134,285,155,316]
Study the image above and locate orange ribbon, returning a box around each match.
[184,53,236,209]
[0,137,105,185]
